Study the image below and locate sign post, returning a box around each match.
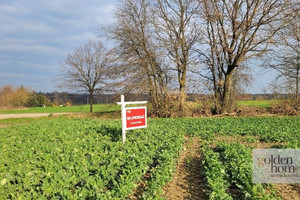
[117,95,147,144]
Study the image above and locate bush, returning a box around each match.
[65,101,72,107]
[187,100,214,117]
[268,99,299,116]
[26,92,47,107]
[235,106,268,116]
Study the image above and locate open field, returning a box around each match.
[0,104,119,114]
[0,100,274,115]
[0,116,299,199]
[237,100,275,108]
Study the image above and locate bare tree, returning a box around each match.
[0,85,30,108]
[266,10,300,103]
[198,0,295,113]
[107,0,201,116]
[0,86,14,107]
[13,85,30,107]
[107,0,172,117]
[153,0,201,113]
[58,40,110,112]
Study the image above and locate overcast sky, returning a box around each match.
[0,0,275,94]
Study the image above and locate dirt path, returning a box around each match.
[0,113,71,119]
[163,136,208,200]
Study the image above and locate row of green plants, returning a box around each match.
[172,116,299,143]
[0,118,184,199]
[202,142,280,200]
[198,116,299,199]
[202,146,233,200]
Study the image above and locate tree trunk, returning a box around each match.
[89,92,93,112]
[179,79,186,114]
[222,68,235,113]
[296,67,299,104]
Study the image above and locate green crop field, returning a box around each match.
[0,118,185,199]
[0,116,299,199]
[0,104,119,114]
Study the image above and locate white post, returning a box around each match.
[121,95,126,144]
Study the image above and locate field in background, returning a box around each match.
[0,104,119,114]
[237,100,274,107]
[0,100,280,115]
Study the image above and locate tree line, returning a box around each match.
[0,86,46,108]
[59,0,299,115]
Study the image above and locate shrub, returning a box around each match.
[268,99,299,116]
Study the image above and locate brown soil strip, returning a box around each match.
[0,113,71,119]
[0,124,8,128]
[275,184,300,200]
[163,136,208,200]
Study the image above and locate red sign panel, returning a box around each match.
[125,107,147,130]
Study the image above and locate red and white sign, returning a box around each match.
[125,107,147,130]
[117,95,147,144]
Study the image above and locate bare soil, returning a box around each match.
[163,136,208,200]
[0,113,71,119]
[275,184,300,200]
[0,124,8,128]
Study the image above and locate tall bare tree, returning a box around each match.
[107,0,172,117]
[153,0,201,113]
[0,85,30,108]
[107,0,201,116]
[198,0,295,113]
[59,40,110,112]
[13,85,30,107]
